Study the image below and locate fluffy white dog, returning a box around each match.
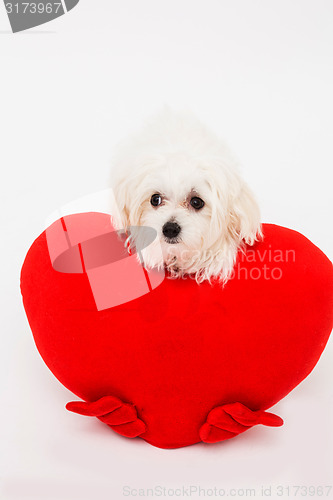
[110,109,262,284]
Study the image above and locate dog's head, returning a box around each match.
[111,110,262,282]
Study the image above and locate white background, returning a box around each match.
[0,1,332,499]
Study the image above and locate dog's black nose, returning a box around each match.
[162,221,181,239]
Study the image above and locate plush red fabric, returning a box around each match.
[20,213,333,449]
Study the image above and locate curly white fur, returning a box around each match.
[110,109,262,284]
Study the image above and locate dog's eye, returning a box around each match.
[190,197,205,210]
[150,194,162,207]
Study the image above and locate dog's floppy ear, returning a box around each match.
[206,163,262,248]
[229,182,262,245]
[111,172,146,231]
[110,177,131,231]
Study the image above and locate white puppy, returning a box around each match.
[110,109,262,284]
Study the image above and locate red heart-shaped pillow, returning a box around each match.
[20,213,333,448]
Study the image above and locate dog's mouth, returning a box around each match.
[164,237,181,245]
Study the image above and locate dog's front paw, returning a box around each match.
[199,402,283,443]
